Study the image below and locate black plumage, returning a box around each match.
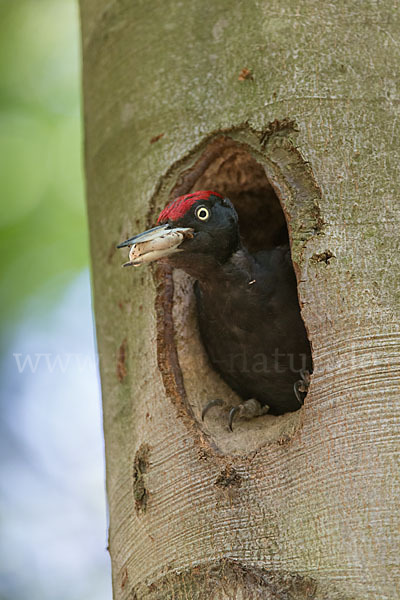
[118,190,312,421]
[193,245,311,415]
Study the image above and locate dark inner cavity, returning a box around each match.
[190,144,288,253]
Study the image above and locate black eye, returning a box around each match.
[195,205,210,222]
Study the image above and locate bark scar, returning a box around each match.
[117,338,128,382]
[311,250,335,264]
[214,465,242,488]
[133,443,150,513]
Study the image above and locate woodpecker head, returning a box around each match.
[118,191,240,274]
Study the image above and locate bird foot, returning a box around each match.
[294,369,311,405]
[202,398,269,432]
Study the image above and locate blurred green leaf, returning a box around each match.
[0,0,80,115]
[0,0,87,321]
[0,112,50,227]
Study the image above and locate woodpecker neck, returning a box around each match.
[168,243,256,289]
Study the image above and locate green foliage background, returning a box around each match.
[0,4,111,598]
[0,0,88,321]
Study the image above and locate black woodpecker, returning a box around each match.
[118,190,312,429]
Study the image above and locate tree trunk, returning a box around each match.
[80,2,400,598]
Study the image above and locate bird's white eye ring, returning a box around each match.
[195,205,210,221]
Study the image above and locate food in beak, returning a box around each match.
[118,224,194,267]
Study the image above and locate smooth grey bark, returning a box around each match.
[80,1,400,598]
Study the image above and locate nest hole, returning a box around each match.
[170,137,307,454]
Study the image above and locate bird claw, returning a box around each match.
[202,398,269,431]
[293,369,311,405]
[228,406,239,432]
[201,398,224,421]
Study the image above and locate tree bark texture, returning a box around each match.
[80,1,400,598]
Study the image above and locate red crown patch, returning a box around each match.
[157,190,223,223]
